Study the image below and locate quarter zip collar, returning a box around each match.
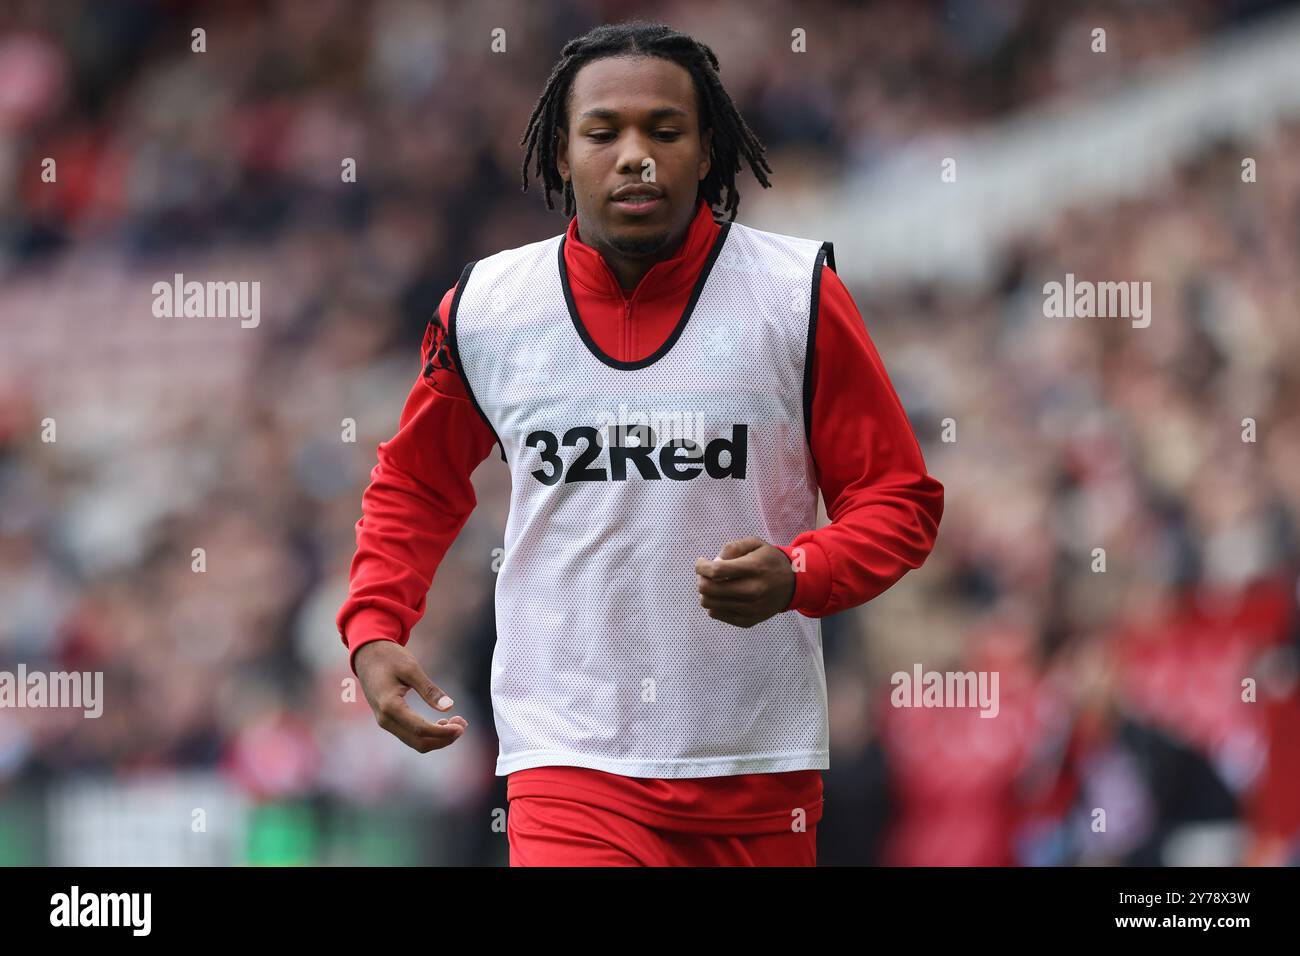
[563,196,721,304]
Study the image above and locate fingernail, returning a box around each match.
[437,695,453,709]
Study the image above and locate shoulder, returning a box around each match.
[721,220,836,272]
[459,232,565,285]
[420,231,565,392]
[419,285,463,396]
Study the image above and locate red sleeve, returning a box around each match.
[335,285,498,674]
[777,264,944,617]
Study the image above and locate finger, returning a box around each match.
[380,695,465,745]
[397,659,455,712]
[404,727,464,753]
[704,606,757,627]
[399,717,466,752]
[404,704,469,737]
[699,590,753,612]
[695,556,729,580]
[716,537,765,561]
[381,715,433,753]
[707,551,764,580]
[697,575,756,600]
[696,554,759,581]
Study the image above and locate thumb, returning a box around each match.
[401,660,454,712]
[716,537,765,561]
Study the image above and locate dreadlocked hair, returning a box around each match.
[519,20,772,222]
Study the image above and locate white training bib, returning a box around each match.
[450,218,835,778]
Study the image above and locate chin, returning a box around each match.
[608,230,671,256]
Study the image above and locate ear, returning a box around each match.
[698,127,713,181]
[555,125,570,183]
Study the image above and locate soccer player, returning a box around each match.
[336,21,944,866]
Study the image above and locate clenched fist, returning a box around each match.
[695,536,797,628]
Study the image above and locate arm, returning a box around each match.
[778,264,944,616]
[336,285,499,673]
[695,264,944,625]
[336,285,498,752]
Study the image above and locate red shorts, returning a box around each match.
[507,795,817,867]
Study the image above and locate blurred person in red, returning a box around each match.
[1014,629,1246,867]
[336,21,943,866]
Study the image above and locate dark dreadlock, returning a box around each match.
[520,20,772,222]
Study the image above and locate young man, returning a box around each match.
[336,21,944,866]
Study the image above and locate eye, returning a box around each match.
[586,130,616,142]
[653,130,682,140]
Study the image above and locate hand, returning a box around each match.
[695,536,796,628]
[353,640,468,753]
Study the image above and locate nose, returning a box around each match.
[615,127,654,176]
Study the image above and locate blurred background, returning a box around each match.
[1,0,1299,866]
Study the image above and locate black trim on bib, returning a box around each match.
[557,221,733,371]
[446,259,508,465]
[804,241,834,465]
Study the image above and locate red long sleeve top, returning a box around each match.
[336,197,944,834]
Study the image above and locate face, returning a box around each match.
[556,55,713,258]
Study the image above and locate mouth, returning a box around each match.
[611,194,663,216]
[610,185,664,216]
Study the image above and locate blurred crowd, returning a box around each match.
[0,0,1298,865]
[826,121,1300,864]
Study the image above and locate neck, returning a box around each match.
[576,217,692,294]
